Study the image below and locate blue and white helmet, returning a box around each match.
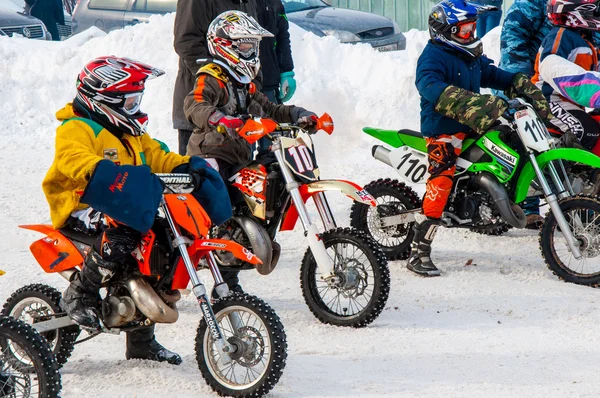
[429,0,496,58]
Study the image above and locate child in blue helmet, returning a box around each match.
[410,0,550,277]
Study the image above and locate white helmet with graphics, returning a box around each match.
[207,11,274,81]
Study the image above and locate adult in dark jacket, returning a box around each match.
[473,0,503,38]
[257,0,295,104]
[410,0,550,277]
[26,0,64,41]
[173,0,258,156]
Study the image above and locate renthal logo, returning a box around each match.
[201,242,227,248]
[162,176,191,184]
[484,138,517,166]
[200,300,221,340]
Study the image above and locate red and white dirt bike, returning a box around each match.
[1,175,287,398]
[213,114,390,328]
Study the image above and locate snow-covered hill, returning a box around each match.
[1,18,599,397]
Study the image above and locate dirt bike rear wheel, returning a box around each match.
[0,315,61,398]
[2,284,80,369]
[300,227,390,328]
[540,196,600,286]
[195,293,287,397]
[350,179,421,261]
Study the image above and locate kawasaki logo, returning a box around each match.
[483,138,517,167]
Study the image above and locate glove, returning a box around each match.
[208,111,244,138]
[171,157,233,225]
[435,85,508,135]
[505,73,553,122]
[296,110,318,132]
[80,160,163,233]
[279,71,296,103]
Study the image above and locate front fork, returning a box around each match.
[161,201,239,365]
[529,154,583,259]
[272,142,337,280]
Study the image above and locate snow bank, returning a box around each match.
[6,17,600,398]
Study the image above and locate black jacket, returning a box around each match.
[257,0,294,91]
[172,0,258,131]
[26,0,64,41]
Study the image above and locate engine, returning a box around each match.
[446,180,501,227]
[102,294,138,328]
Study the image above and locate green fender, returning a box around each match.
[514,148,600,203]
[363,127,427,152]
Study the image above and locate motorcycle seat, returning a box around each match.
[58,228,97,247]
[398,129,423,138]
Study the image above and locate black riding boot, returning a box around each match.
[62,250,116,328]
[407,215,441,277]
[211,270,244,299]
[125,325,182,365]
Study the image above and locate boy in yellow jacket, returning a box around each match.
[43,56,231,365]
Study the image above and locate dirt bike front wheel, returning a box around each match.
[540,196,600,286]
[300,227,390,328]
[350,178,421,261]
[195,293,287,397]
[0,315,61,398]
[2,284,80,369]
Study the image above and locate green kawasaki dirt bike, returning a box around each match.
[351,98,600,286]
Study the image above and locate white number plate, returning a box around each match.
[376,43,398,52]
[388,146,430,184]
[514,107,551,153]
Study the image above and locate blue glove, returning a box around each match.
[80,160,163,233]
[279,71,296,103]
[172,157,233,225]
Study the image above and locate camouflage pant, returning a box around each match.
[422,133,467,219]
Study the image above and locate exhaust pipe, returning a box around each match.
[125,277,179,324]
[472,172,527,229]
[372,145,393,167]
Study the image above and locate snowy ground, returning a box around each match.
[1,18,600,397]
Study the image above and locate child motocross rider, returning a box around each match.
[43,56,231,364]
[411,0,551,277]
[534,0,600,156]
[184,11,321,293]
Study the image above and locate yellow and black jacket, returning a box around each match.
[42,103,189,229]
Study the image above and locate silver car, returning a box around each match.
[283,0,405,51]
[72,0,176,34]
[1,0,73,39]
[0,5,51,39]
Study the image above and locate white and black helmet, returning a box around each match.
[207,11,274,81]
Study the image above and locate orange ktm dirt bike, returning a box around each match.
[213,114,390,328]
[0,269,62,398]
[1,175,287,398]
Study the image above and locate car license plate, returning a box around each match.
[375,43,398,52]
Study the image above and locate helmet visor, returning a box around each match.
[455,21,477,41]
[123,92,143,115]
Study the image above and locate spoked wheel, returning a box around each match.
[300,227,390,328]
[0,316,61,398]
[350,179,420,261]
[2,285,80,369]
[195,293,287,397]
[540,196,600,286]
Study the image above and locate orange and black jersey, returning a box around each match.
[533,27,599,102]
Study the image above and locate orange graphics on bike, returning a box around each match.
[20,225,84,273]
[230,165,268,219]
